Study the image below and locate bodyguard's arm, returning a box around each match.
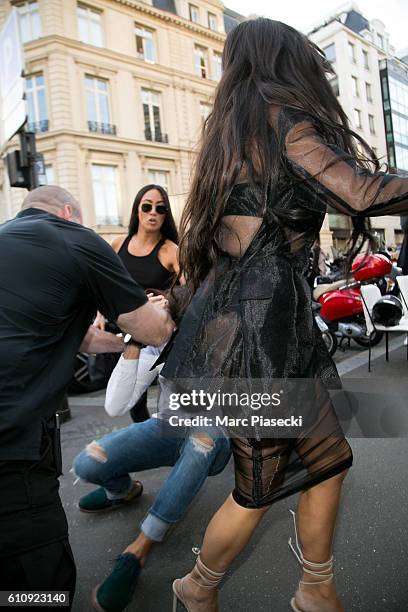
[117,301,174,347]
[79,325,124,353]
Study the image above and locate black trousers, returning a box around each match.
[0,435,76,610]
[130,389,150,423]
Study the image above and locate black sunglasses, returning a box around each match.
[141,203,168,215]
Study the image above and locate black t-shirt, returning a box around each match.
[0,208,147,460]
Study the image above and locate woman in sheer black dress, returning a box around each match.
[163,19,408,612]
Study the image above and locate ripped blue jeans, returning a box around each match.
[73,418,231,542]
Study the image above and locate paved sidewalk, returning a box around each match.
[61,344,408,611]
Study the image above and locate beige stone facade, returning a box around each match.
[0,2,403,256]
[0,0,231,238]
[309,6,403,254]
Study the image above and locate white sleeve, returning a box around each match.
[104,346,163,417]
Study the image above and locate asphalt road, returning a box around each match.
[61,340,408,612]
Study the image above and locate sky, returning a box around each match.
[226,0,408,53]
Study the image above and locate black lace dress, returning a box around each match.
[161,107,408,508]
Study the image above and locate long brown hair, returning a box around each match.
[179,18,377,292]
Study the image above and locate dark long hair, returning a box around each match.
[128,184,179,244]
[179,18,377,291]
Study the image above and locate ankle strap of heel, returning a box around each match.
[288,509,334,586]
[188,555,225,590]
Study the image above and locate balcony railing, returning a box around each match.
[27,120,49,133]
[144,127,169,143]
[88,121,117,135]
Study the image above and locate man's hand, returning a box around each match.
[116,301,174,347]
[80,326,124,353]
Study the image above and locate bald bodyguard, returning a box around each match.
[0,187,174,606]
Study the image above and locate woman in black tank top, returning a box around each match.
[94,184,179,330]
[104,185,179,423]
[117,235,173,290]
[94,185,179,420]
[114,184,179,290]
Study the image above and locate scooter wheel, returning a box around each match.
[322,330,338,357]
[354,329,384,348]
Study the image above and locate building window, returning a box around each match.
[329,76,339,97]
[395,229,404,245]
[373,228,385,248]
[208,12,218,32]
[362,49,369,70]
[18,1,41,43]
[85,76,116,134]
[368,114,375,134]
[148,170,169,192]
[351,76,359,97]
[212,52,222,81]
[353,108,362,129]
[377,33,384,49]
[348,42,356,64]
[142,89,167,143]
[77,3,103,47]
[26,74,48,132]
[389,76,408,117]
[194,46,208,78]
[388,145,396,169]
[365,82,373,102]
[323,43,336,64]
[189,4,200,24]
[200,102,211,124]
[45,165,54,184]
[91,164,121,225]
[391,112,408,147]
[135,24,156,62]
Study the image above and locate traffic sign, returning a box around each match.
[0,9,26,148]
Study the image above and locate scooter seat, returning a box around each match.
[313,279,348,301]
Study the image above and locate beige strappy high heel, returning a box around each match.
[172,554,225,612]
[288,509,336,612]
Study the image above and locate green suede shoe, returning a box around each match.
[92,553,142,612]
[78,481,143,513]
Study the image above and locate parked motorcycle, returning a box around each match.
[313,301,338,356]
[313,253,393,352]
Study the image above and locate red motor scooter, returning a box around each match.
[313,254,392,353]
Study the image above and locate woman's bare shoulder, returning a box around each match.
[161,239,178,253]
[160,239,179,271]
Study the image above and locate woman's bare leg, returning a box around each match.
[180,471,348,611]
[199,494,271,572]
[173,494,270,610]
[124,532,154,566]
[294,470,349,611]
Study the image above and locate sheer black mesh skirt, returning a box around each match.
[161,210,353,507]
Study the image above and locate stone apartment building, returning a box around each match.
[1,1,406,254]
[0,0,242,238]
[309,4,404,252]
